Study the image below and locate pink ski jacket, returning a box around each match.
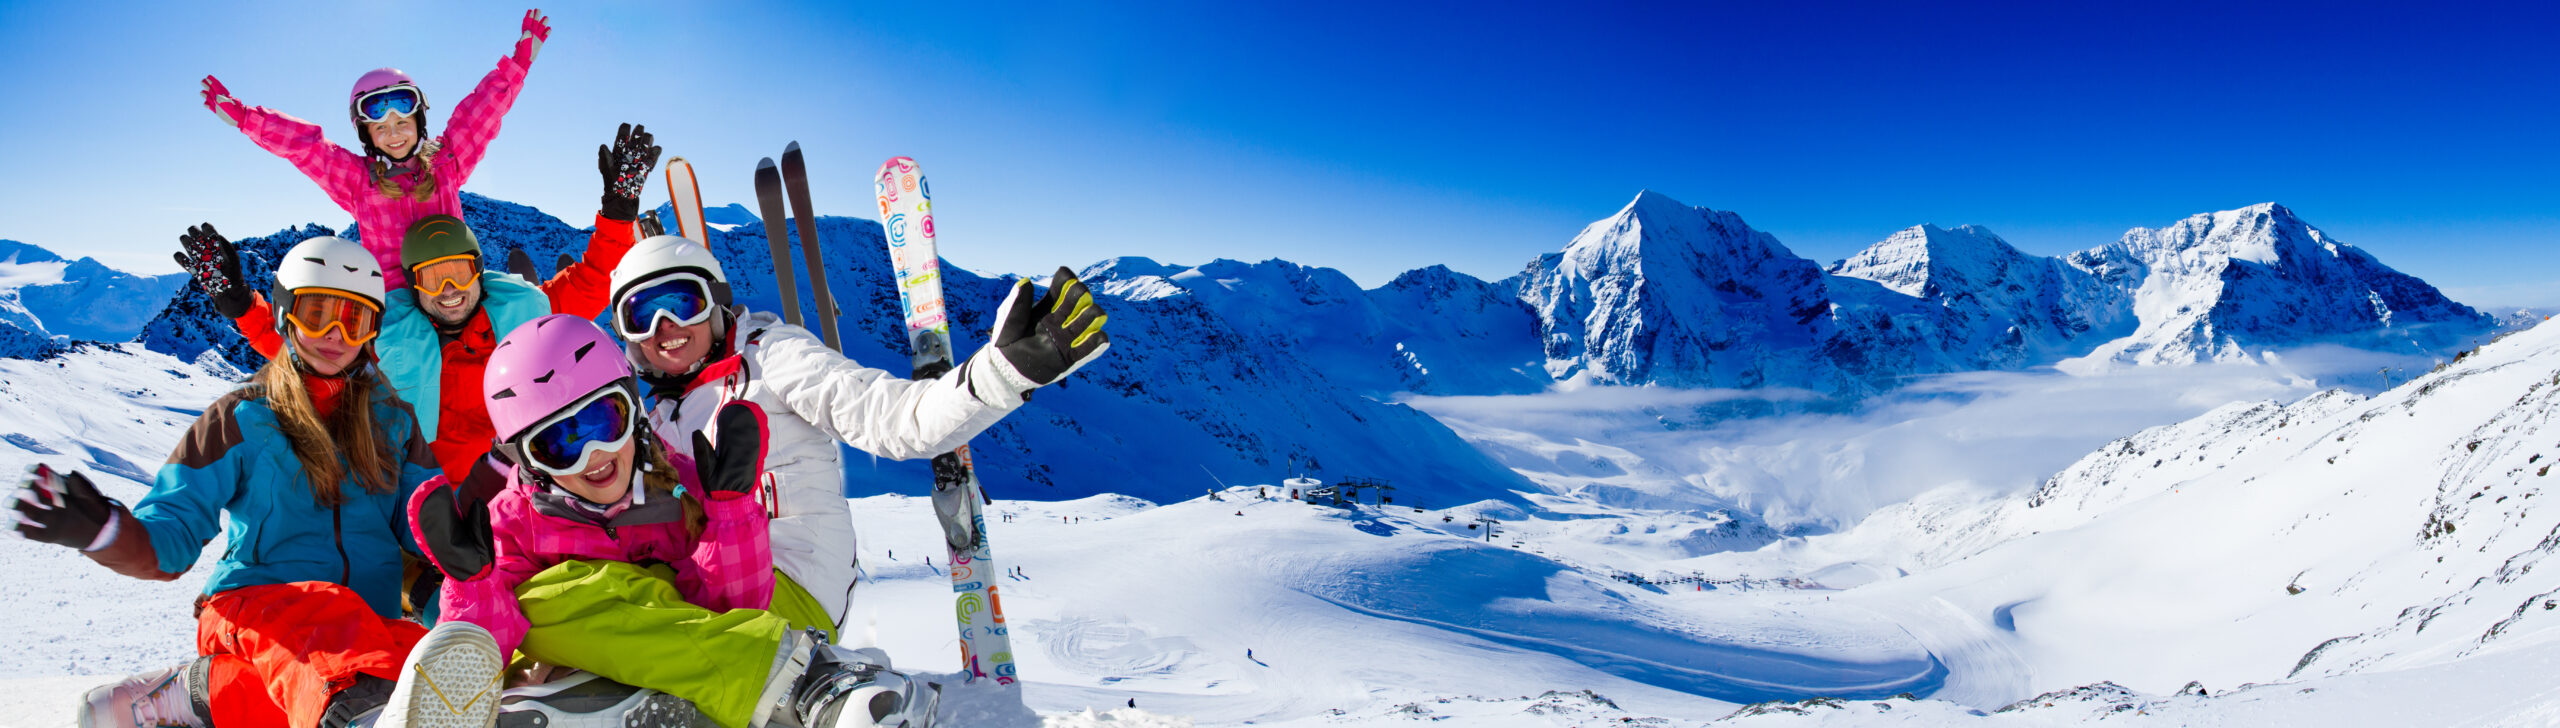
[228,54,532,289]
[435,446,773,657]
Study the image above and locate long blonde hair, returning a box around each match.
[251,354,400,507]
[371,151,441,202]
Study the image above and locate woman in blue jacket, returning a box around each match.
[13,236,503,728]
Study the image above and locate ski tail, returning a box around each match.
[780,142,842,351]
[753,157,805,328]
[664,156,708,245]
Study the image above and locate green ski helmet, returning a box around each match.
[402,215,481,295]
[401,215,479,270]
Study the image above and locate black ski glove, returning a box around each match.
[691,401,770,499]
[598,122,662,222]
[172,223,252,320]
[409,457,504,581]
[12,465,121,550]
[988,267,1112,390]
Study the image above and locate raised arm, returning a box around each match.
[673,403,776,612]
[173,223,282,361]
[436,9,550,184]
[201,76,372,211]
[753,321,1010,460]
[411,461,537,655]
[541,123,659,318]
[757,268,1114,459]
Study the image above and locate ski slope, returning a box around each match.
[7,322,2560,726]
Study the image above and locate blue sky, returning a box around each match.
[2,1,2553,306]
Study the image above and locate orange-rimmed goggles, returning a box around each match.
[284,289,383,347]
[411,254,481,297]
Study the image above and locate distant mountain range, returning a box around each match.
[15,189,2505,509]
[0,241,184,356]
[1522,193,2492,394]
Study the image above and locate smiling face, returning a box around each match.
[366,115,420,158]
[419,283,482,326]
[292,325,364,376]
[636,317,716,375]
[547,438,637,505]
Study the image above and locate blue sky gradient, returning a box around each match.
[2,1,2552,306]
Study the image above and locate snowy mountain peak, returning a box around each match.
[2070,203,2489,366]
[1522,191,1841,388]
[0,240,66,266]
[1830,223,2027,298]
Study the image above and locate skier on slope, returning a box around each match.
[177,122,660,482]
[409,315,938,727]
[602,236,1111,637]
[12,238,506,728]
[196,8,550,289]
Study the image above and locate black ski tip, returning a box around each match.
[785,141,802,154]
[757,157,778,171]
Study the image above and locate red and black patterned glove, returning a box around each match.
[171,223,252,320]
[598,122,661,221]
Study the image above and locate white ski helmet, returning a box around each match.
[610,235,736,375]
[271,235,387,331]
[608,234,732,309]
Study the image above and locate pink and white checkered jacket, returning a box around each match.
[437,443,773,657]
[227,53,532,289]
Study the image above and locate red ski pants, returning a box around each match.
[193,582,426,728]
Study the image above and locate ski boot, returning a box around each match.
[76,658,211,727]
[783,645,942,728]
[372,620,508,728]
[494,671,718,728]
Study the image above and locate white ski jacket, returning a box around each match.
[638,309,1022,627]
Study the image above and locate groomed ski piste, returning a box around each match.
[7,319,2560,726]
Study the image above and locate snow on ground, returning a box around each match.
[8,325,2560,727]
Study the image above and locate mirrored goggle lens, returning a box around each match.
[524,391,635,473]
[617,278,712,337]
[412,256,480,296]
[286,291,381,344]
[358,88,421,122]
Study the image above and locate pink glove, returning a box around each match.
[200,76,244,128]
[513,9,552,66]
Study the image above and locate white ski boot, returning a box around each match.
[374,620,507,728]
[76,659,210,727]
[493,671,717,728]
[785,645,942,728]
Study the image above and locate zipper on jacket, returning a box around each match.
[332,504,351,587]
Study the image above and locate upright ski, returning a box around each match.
[504,248,538,281]
[752,158,805,327]
[781,143,842,351]
[874,156,1016,687]
[663,156,707,245]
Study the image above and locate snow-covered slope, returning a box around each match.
[2066,203,2491,367]
[1737,318,2560,704]
[1080,257,1547,398]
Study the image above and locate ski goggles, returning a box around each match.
[352,85,424,123]
[410,254,481,297]
[516,384,640,477]
[615,274,715,341]
[283,289,382,347]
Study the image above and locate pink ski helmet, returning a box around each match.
[348,68,427,120]
[485,315,637,445]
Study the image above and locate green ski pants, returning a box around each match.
[513,560,839,728]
